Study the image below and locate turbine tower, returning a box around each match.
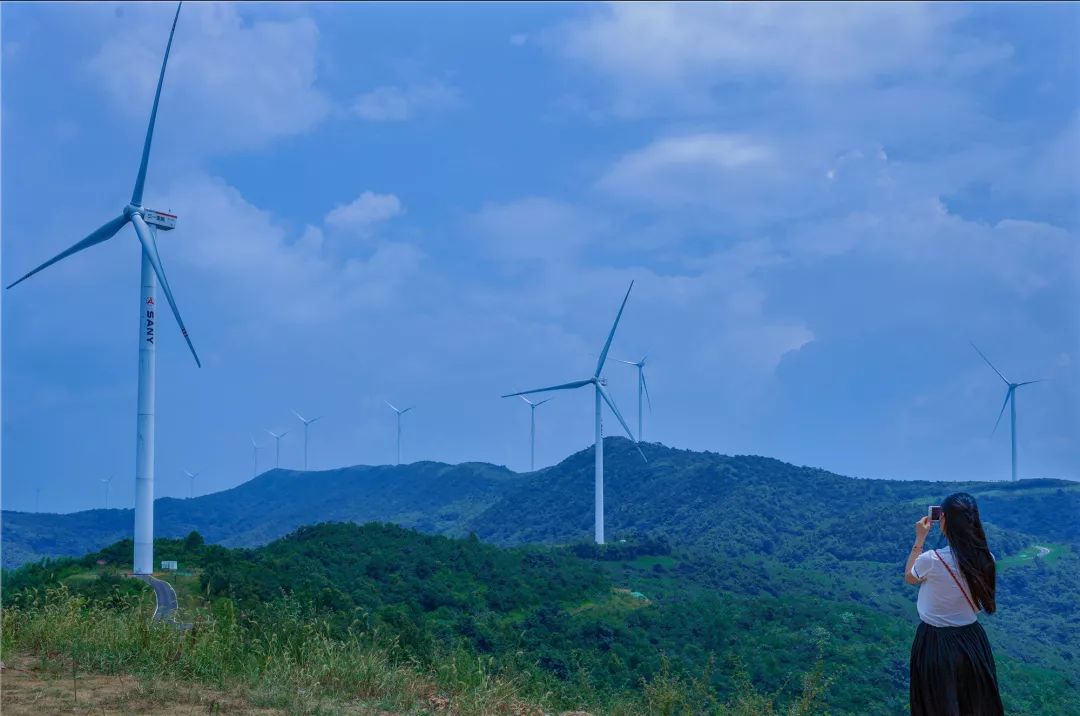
[249,434,262,478]
[266,429,290,469]
[384,401,414,465]
[520,396,552,471]
[292,410,323,470]
[5,4,198,575]
[184,469,200,499]
[101,476,113,509]
[616,355,651,441]
[972,343,1042,482]
[503,282,645,544]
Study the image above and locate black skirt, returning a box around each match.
[910,620,1004,716]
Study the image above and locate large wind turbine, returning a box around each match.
[384,402,414,465]
[503,282,645,544]
[6,4,197,575]
[972,343,1042,482]
[616,355,651,441]
[292,410,323,470]
[520,396,551,471]
[184,469,200,499]
[266,429,290,469]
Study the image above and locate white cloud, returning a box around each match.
[351,81,460,122]
[159,176,421,329]
[557,3,1007,90]
[325,192,404,234]
[597,133,778,206]
[87,3,330,153]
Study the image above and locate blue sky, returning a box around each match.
[3,2,1077,513]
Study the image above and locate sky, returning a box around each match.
[2,2,1078,514]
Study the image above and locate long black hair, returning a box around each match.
[942,492,996,613]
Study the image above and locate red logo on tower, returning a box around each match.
[146,297,155,305]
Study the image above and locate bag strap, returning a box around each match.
[933,549,978,614]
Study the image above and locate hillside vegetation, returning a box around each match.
[5,441,1077,713]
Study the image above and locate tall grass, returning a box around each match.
[2,586,827,715]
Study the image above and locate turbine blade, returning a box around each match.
[992,388,1013,434]
[970,342,1009,385]
[131,214,200,366]
[1016,380,1043,387]
[401,407,415,414]
[6,214,128,289]
[292,409,307,422]
[535,398,553,407]
[384,400,399,412]
[595,281,634,377]
[641,369,652,411]
[310,416,323,423]
[502,379,592,398]
[614,359,637,366]
[131,2,183,206]
[598,384,648,463]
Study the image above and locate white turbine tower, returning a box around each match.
[292,410,323,470]
[5,5,196,575]
[384,401,414,466]
[616,355,651,441]
[101,476,113,509]
[249,434,262,478]
[520,396,552,471]
[184,469,200,499]
[266,429,290,469]
[972,343,1042,482]
[503,282,645,544]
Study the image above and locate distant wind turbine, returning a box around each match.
[101,476,113,509]
[520,396,552,471]
[384,401,414,466]
[249,434,262,478]
[184,469,200,499]
[292,410,323,470]
[266,429,290,469]
[971,343,1042,482]
[616,355,651,441]
[5,4,196,575]
[503,282,645,544]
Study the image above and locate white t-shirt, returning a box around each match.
[910,546,994,627]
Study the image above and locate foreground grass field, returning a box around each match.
[2,585,829,716]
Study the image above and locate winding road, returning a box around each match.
[133,574,189,628]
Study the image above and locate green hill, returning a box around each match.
[5,439,1077,569]
[5,522,1077,714]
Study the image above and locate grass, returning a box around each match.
[997,543,1068,568]
[2,585,830,715]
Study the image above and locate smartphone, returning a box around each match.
[929,505,942,523]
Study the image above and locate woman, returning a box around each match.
[904,492,1004,716]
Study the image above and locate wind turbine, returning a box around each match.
[184,469,200,499]
[292,410,323,470]
[384,401,414,466]
[503,282,645,544]
[616,355,651,441]
[266,429,290,469]
[519,396,552,471]
[249,434,262,478]
[5,4,196,575]
[972,343,1042,482]
[101,476,113,509]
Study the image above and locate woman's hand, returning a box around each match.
[914,516,931,544]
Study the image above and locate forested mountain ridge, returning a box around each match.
[5,438,1076,569]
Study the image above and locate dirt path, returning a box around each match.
[0,654,279,715]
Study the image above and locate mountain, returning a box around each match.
[5,438,1077,570]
